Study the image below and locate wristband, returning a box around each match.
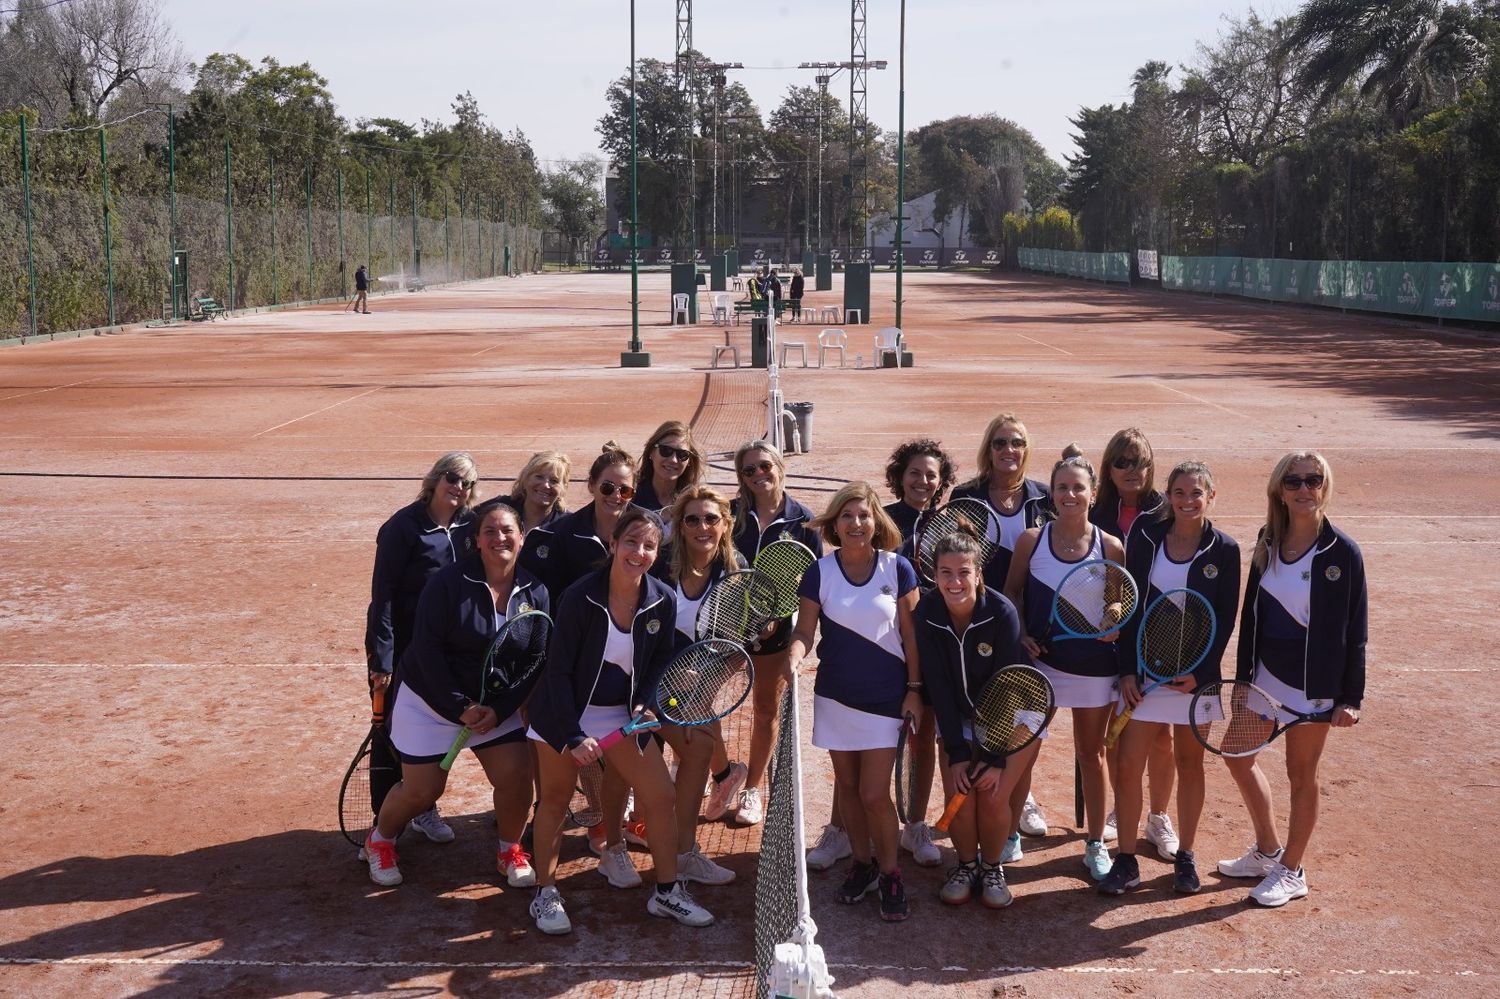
[906,682,923,692]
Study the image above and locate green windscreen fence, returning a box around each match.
[1018,247,1131,284]
[1160,256,1500,324]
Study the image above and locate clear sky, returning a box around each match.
[160,0,1274,169]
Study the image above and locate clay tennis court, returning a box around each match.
[1,270,1497,998]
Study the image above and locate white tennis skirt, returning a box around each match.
[1036,661,1117,710]
[526,703,631,747]
[390,684,522,761]
[1113,683,1221,726]
[812,695,903,752]
[1253,664,1336,721]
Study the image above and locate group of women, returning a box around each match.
[357,414,1367,934]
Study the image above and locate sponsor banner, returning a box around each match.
[871,245,897,267]
[1137,249,1159,280]
[910,245,942,267]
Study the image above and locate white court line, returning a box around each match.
[250,387,384,438]
[1150,379,1248,418]
[1014,332,1073,355]
[0,377,103,403]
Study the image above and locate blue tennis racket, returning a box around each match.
[1049,558,1139,641]
[1104,588,1216,748]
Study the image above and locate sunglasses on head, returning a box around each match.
[1112,456,1147,471]
[1281,473,1325,491]
[741,459,775,478]
[682,512,722,528]
[442,471,476,489]
[656,443,692,463]
[597,481,635,500]
[989,436,1027,450]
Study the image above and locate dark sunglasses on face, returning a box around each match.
[1112,456,1147,471]
[682,513,722,528]
[656,443,693,463]
[990,437,1027,450]
[1281,473,1325,491]
[442,471,476,489]
[741,460,775,478]
[597,480,635,500]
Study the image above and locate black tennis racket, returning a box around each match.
[915,497,998,584]
[934,665,1055,832]
[696,568,778,644]
[894,712,921,824]
[752,538,817,618]
[439,608,553,770]
[1189,680,1335,757]
[338,684,389,847]
[590,638,755,756]
[1103,589,1217,748]
[567,759,606,828]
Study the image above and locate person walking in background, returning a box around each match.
[789,268,805,319]
[353,264,371,314]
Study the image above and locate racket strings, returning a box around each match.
[699,570,777,643]
[1140,601,1213,677]
[754,542,816,617]
[1055,563,1138,636]
[657,644,751,724]
[488,614,552,690]
[1193,681,1276,755]
[916,500,998,579]
[973,671,1053,753]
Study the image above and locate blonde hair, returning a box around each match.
[813,481,903,551]
[1253,451,1333,571]
[508,450,572,516]
[732,439,786,538]
[636,420,706,501]
[665,484,740,584]
[418,451,480,511]
[970,413,1030,489]
[1096,427,1156,512]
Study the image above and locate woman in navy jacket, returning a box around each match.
[1101,460,1241,897]
[499,450,570,535]
[1217,450,1367,909]
[526,508,716,935]
[729,439,824,826]
[361,501,548,889]
[916,531,1036,909]
[522,442,637,599]
[362,451,480,840]
[948,413,1053,593]
[633,420,707,514]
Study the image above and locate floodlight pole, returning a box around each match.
[895,0,906,330]
[622,0,649,366]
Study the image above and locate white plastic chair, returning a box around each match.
[817,328,847,368]
[873,326,902,367]
[672,293,691,325]
[731,276,745,292]
[819,305,841,324]
[780,339,808,367]
[845,307,863,325]
[711,293,731,326]
[711,341,740,368]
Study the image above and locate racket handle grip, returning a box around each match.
[439,726,472,771]
[594,727,627,754]
[1103,707,1134,750]
[933,791,969,834]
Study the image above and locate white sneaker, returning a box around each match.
[1103,810,1118,843]
[979,862,1013,909]
[1249,862,1309,908]
[647,881,715,927]
[1083,839,1111,881]
[363,830,402,887]
[703,762,748,821]
[1019,793,1048,837]
[677,845,736,885]
[806,824,853,871]
[1217,844,1285,879]
[597,841,642,888]
[999,832,1023,864]
[900,821,942,867]
[498,842,536,888]
[736,786,764,825]
[530,885,572,935]
[1144,811,1180,862]
[408,805,455,843]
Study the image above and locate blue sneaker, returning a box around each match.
[999,832,1023,864]
[1083,839,1111,881]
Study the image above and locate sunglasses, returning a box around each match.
[1112,456,1147,471]
[741,460,776,478]
[1281,473,1325,491]
[682,513,723,528]
[656,443,693,463]
[989,436,1027,451]
[442,471,476,489]
[597,481,635,500]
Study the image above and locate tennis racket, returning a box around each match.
[696,568,778,644]
[338,684,389,846]
[934,665,1054,833]
[567,759,606,828]
[1049,558,1138,641]
[893,712,920,824]
[1189,680,1334,757]
[588,638,755,757]
[1103,589,1217,748]
[752,538,817,618]
[439,609,553,771]
[915,497,998,584]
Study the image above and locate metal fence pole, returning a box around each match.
[225,139,234,310]
[387,172,396,281]
[410,179,418,277]
[270,154,278,304]
[305,168,314,299]
[20,116,38,341]
[443,189,450,277]
[337,167,346,297]
[491,197,498,276]
[365,168,372,276]
[100,129,116,326]
[167,108,178,317]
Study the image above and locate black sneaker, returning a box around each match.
[1173,849,1201,894]
[878,869,910,922]
[1096,853,1141,895]
[837,860,880,904]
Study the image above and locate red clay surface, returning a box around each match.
[1,270,1498,998]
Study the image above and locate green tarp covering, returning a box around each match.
[1018,247,1131,284]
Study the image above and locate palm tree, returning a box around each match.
[1280,0,1483,125]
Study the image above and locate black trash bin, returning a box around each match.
[750,316,769,368]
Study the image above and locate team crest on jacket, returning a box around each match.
[977,642,993,657]
[536,545,549,560]
[780,529,793,540]
[1202,564,1218,579]
[519,603,532,614]
[1325,565,1341,582]
[646,619,661,634]
[880,584,893,596]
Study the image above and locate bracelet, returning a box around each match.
[906,682,923,692]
